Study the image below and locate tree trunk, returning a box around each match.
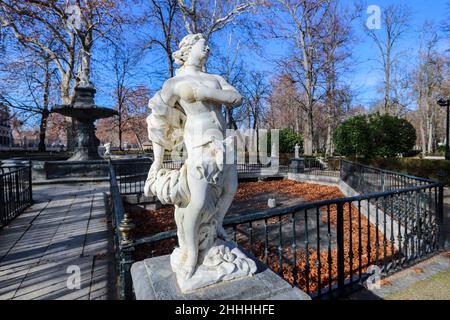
[38,109,49,152]
[226,108,237,130]
[304,110,314,155]
[420,117,426,157]
[38,57,51,152]
[385,64,390,113]
[118,102,123,151]
[325,122,333,156]
[384,34,391,114]
[134,131,143,151]
[426,101,434,154]
[61,74,74,151]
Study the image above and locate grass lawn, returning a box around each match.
[386,268,450,300]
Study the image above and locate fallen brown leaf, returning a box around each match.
[380,279,393,286]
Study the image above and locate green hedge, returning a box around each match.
[334,113,416,158]
[353,157,450,186]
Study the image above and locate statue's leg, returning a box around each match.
[216,165,238,240]
[181,175,209,279]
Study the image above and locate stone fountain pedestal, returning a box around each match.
[53,86,118,161]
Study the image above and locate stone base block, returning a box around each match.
[289,158,305,173]
[131,251,311,300]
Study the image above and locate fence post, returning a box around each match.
[119,212,135,300]
[438,185,445,249]
[0,175,4,227]
[336,202,345,295]
[15,171,20,211]
[28,160,33,203]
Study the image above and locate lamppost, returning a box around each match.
[438,98,450,160]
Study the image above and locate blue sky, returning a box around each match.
[350,0,449,107]
[92,0,449,112]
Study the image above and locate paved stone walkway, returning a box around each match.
[0,182,116,300]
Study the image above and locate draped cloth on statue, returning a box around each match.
[145,91,227,207]
[146,90,185,151]
[145,91,189,206]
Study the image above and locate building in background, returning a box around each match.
[0,104,12,148]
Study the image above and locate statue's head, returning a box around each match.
[173,33,210,69]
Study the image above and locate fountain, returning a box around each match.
[1,18,146,180]
[52,84,118,161]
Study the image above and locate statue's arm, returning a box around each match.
[177,76,242,107]
[148,81,180,171]
[213,75,243,107]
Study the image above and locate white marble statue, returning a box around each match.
[294,143,300,159]
[143,33,256,293]
[104,142,111,158]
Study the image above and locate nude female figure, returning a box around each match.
[144,33,242,281]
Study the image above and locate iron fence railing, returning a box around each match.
[109,159,444,300]
[112,159,152,195]
[0,163,33,229]
[112,159,298,197]
[109,161,135,300]
[340,160,433,194]
[300,157,340,177]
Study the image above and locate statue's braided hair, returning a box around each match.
[172,33,204,66]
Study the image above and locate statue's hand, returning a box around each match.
[226,91,242,107]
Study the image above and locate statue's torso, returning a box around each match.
[171,72,227,148]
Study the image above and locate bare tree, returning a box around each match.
[143,0,182,77]
[177,0,261,42]
[241,71,270,130]
[0,0,126,149]
[365,4,411,114]
[268,0,332,155]
[96,86,150,149]
[321,0,358,156]
[121,86,151,150]
[0,1,76,104]
[413,25,446,155]
[266,74,303,132]
[0,48,58,151]
[109,41,142,150]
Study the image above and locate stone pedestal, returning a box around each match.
[289,158,305,173]
[130,249,311,300]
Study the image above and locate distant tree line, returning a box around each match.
[0,0,448,157]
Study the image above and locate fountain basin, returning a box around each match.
[1,157,151,181]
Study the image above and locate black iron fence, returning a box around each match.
[109,162,135,300]
[0,163,33,229]
[109,159,444,299]
[111,157,337,198]
[112,159,152,195]
[300,157,340,177]
[340,160,431,193]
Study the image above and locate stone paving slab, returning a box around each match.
[0,182,117,300]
